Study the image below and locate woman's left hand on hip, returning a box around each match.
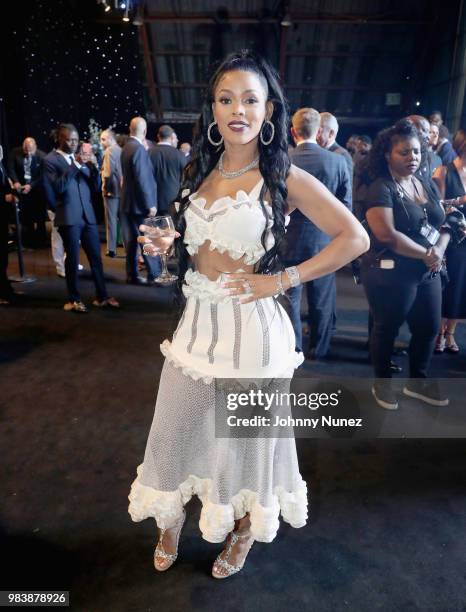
[221,272,282,304]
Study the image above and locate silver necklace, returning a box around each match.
[218,151,259,179]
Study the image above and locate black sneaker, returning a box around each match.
[106,251,116,258]
[372,381,399,410]
[403,381,449,406]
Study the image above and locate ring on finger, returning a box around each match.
[243,281,252,293]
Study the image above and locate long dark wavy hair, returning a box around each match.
[172,50,291,308]
[367,118,426,181]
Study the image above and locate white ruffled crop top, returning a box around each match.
[177,178,288,265]
[164,176,302,383]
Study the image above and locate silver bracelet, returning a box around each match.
[285,266,301,288]
[275,272,286,295]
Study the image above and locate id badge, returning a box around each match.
[420,223,440,246]
[380,259,395,269]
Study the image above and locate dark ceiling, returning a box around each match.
[96,0,464,129]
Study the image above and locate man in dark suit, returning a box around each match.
[8,137,47,247]
[282,107,351,360]
[436,124,456,166]
[149,125,186,215]
[44,123,119,312]
[0,145,17,304]
[120,117,160,284]
[318,112,354,184]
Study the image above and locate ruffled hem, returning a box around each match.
[160,339,213,384]
[181,268,235,303]
[160,339,304,385]
[185,233,268,266]
[128,465,308,543]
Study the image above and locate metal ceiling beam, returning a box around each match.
[155,83,392,92]
[145,50,409,60]
[139,22,163,120]
[279,26,288,81]
[284,51,409,58]
[142,13,431,25]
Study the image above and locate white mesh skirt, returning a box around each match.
[128,270,308,544]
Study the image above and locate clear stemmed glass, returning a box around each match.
[141,215,178,285]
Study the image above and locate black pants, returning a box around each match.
[283,236,336,358]
[0,205,12,299]
[361,260,441,378]
[58,221,107,303]
[19,192,47,247]
[283,273,336,357]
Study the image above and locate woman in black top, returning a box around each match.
[433,128,466,353]
[361,119,450,410]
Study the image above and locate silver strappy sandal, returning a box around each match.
[212,531,254,579]
[154,509,186,572]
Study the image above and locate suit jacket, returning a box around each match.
[43,150,100,226]
[8,148,46,189]
[282,142,352,262]
[416,149,442,181]
[437,140,456,166]
[328,141,353,181]
[120,137,157,215]
[101,143,122,198]
[0,161,13,221]
[149,143,187,213]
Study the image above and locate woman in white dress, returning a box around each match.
[128,51,369,578]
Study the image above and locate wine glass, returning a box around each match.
[141,215,178,284]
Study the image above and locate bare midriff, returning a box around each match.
[191,241,255,281]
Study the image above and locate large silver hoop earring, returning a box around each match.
[207,121,224,146]
[260,120,275,146]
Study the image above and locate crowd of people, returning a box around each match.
[0,106,465,407]
[2,49,465,582]
[0,122,191,310]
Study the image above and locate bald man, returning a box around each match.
[9,137,47,247]
[179,142,192,162]
[120,117,160,284]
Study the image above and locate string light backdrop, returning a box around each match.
[3,0,146,149]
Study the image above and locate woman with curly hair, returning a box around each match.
[361,118,451,411]
[432,128,466,354]
[128,50,368,578]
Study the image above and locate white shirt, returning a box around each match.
[57,149,81,168]
[130,135,144,145]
